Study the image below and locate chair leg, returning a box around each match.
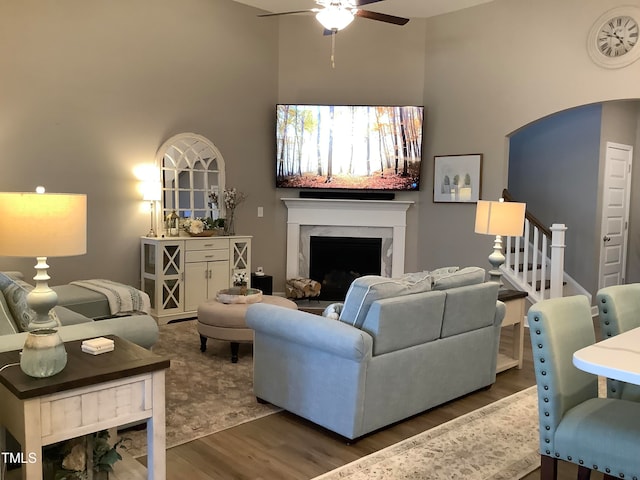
[540,455,558,480]
[577,465,591,480]
[230,342,239,363]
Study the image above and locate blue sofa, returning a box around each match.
[246,267,505,440]
[0,272,159,353]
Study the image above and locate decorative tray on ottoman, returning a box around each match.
[216,287,263,304]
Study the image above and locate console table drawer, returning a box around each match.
[185,250,230,263]
[185,238,229,251]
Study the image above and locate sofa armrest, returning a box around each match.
[494,300,506,327]
[0,314,159,353]
[246,303,373,361]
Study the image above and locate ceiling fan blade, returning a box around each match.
[354,9,409,25]
[257,10,314,17]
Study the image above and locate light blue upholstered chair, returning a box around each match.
[528,295,640,479]
[596,283,640,401]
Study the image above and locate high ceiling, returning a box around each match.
[233,0,496,20]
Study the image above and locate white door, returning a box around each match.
[598,142,633,288]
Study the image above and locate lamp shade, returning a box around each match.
[0,192,87,257]
[316,6,354,30]
[142,181,162,201]
[475,200,526,237]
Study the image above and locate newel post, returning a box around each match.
[549,224,567,298]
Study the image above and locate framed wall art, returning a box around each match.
[433,154,483,203]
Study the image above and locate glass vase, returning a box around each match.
[224,211,235,236]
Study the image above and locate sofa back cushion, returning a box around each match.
[339,272,433,329]
[361,290,446,355]
[432,266,486,291]
[440,282,499,338]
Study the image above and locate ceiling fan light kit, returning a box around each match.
[316,6,354,31]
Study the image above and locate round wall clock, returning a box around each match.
[587,6,640,68]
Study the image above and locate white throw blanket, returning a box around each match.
[70,279,151,315]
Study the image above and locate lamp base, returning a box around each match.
[487,235,506,286]
[20,328,67,378]
[26,257,59,330]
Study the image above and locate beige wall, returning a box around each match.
[419,0,640,272]
[4,0,640,293]
[0,0,278,287]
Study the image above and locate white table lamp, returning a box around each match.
[0,191,87,330]
[475,198,526,285]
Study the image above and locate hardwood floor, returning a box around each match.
[139,321,605,480]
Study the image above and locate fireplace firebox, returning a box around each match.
[309,236,382,300]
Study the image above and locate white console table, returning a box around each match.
[141,235,251,324]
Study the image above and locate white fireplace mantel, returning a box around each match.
[282,197,414,279]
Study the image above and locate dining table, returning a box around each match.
[573,325,640,385]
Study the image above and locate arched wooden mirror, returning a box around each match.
[156,133,226,226]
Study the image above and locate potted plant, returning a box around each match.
[43,430,126,480]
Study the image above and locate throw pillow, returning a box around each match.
[339,272,433,328]
[0,291,19,335]
[322,302,344,320]
[432,266,486,291]
[0,273,60,332]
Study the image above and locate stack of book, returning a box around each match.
[81,337,115,355]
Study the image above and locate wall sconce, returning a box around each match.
[474,198,526,285]
[142,181,161,237]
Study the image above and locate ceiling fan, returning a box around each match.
[257,0,410,33]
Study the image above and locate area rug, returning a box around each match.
[125,320,279,457]
[312,386,540,480]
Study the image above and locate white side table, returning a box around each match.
[0,336,169,480]
[496,289,527,373]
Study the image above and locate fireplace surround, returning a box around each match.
[282,198,414,283]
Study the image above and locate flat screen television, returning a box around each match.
[275,104,424,191]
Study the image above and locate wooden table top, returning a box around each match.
[0,335,170,400]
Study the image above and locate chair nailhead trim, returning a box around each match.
[593,465,598,470]
[567,456,572,461]
[555,453,560,458]
[579,460,584,465]
[603,309,608,314]
[606,468,611,473]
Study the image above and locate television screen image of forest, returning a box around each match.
[276,105,423,190]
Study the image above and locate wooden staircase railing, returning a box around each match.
[501,189,566,302]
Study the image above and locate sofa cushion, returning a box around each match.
[0,272,60,331]
[362,290,446,355]
[339,272,433,328]
[0,291,19,335]
[432,266,485,291]
[440,282,499,338]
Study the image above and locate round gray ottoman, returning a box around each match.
[197,295,297,362]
